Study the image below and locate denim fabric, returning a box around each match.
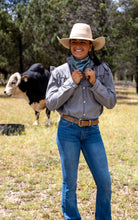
[56,118,112,220]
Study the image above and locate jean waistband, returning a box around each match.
[61,114,99,127]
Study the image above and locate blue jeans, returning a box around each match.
[56,118,112,220]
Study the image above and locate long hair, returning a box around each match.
[89,46,101,66]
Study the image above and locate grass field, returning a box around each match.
[0,84,138,220]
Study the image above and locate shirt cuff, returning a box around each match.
[89,79,100,91]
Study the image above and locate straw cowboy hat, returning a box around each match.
[57,23,105,51]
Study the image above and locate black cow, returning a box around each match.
[4,63,51,125]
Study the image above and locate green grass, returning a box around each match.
[0,85,138,220]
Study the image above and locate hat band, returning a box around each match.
[70,33,92,40]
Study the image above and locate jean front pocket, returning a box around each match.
[92,124,99,130]
[59,118,73,128]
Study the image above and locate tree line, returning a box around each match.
[0,0,137,92]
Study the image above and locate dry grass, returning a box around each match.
[0,84,138,220]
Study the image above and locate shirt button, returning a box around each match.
[83,87,85,90]
[83,114,86,117]
[83,101,86,103]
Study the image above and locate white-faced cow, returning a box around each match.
[4,63,51,126]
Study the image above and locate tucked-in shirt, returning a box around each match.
[46,59,116,119]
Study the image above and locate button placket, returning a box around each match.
[82,85,86,119]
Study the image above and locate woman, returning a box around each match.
[46,23,116,220]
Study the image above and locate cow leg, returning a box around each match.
[34,111,40,126]
[46,108,51,126]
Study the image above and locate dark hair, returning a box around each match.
[89,45,101,66]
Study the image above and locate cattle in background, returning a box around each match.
[4,63,51,126]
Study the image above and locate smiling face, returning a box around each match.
[70,39,92,60]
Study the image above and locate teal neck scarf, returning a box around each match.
[70,55,91,73]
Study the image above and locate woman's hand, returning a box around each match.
[85,68,96,86]
[72,69,83,84]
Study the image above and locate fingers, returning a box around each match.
[85,68,94,77]
[85,68,96,85]
[72,69,83,84]
[71,68,96,85]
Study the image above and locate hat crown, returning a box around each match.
[70,23,93,40]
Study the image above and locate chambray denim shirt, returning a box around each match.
[46,59,116,120]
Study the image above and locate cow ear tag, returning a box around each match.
[22,75,29,82]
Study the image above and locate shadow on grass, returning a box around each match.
[117,94,138,105]
[116,91,137,96]
[117,101,138,105]
[115,84,138,105]
[0,95,10,98]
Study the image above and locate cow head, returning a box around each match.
[4,72,29,97]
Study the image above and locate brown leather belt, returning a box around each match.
[61,114,99,127]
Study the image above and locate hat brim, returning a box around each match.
[57,36,105,51]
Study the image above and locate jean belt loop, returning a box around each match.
[72,118,76,125]
[91,119,93,126]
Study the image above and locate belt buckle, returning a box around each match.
[78,119,83,127]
